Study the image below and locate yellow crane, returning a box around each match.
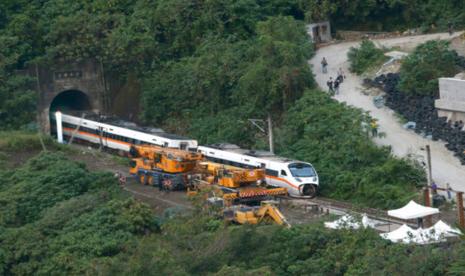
[129,144,202,189]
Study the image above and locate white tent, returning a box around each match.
[381,221,461,244]
[325,214,377,230]
[422,220,462,239]
[387,200,439,220]
[380,224,418,244]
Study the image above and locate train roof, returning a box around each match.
[62,111,192,140]
[204,143,297,163]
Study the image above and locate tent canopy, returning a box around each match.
[380,220,461,244]
[387,200,439,220]
[380,224,417,243]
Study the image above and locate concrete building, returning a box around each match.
[435,75,465,122]
[307,21,331,44]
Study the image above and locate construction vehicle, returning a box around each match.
[129,144,203,190]
[128,144,289,226]
[191,161,287,206]
[223,200,291,227]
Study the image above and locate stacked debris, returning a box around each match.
[365,73,465,165]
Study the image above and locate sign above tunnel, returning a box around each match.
[54,70,83,80]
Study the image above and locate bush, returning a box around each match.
[0,152,114,226]
[347,40,387,75]
[398,40,460,96]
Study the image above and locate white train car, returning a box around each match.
[198,144,319,198]
[53,112,198,151]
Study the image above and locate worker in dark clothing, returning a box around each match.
[321,57,328,73]
[337,68,345,83]
[448,21,453,35]
[327,77,334,94]
[334,79,340,95]
[431,181,438,195]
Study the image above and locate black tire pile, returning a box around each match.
[365,73,465,165]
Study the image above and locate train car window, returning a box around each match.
[280,170,287,176]
[265,169,278,177]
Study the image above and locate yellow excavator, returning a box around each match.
[223,200,291,227]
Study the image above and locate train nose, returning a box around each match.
[299,184,317,198]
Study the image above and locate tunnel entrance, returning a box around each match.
[50,90,92,113]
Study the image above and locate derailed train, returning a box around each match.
[52,112,319,198]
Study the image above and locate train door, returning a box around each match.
[97,126,109,148]
[180,142,187,150]
[265,168,281,187]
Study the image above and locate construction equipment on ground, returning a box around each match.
[129,144,203,190]
[223,200,291,227]
[191,161,287,206]
[128,144,289,226]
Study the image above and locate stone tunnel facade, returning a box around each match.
[32,60,107,133]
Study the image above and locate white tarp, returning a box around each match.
[380,221,461,244]
[387,200,439,220]
[380,224,418,244]
[324,214,377,230]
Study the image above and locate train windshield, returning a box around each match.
[288,163,316,177]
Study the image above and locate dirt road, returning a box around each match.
[310,32,465,193]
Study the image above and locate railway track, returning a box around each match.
[282,196,413,230]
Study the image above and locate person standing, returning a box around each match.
[321,57,328,74]
[337,67,345,83]
[446,183,452,200]
[431,181,438,195]
[327,77,334,94]
[448,21,453,36]
[334,79,340,95]
[370,119,378,137]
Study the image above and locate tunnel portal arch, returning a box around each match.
[32,59,107,133]
[49,90,92,113]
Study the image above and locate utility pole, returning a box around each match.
[248,114,274,154]
[425,145,433,188]
[267,114,274,154]
[457,192,465,229]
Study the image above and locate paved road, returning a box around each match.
[310,32,465,193]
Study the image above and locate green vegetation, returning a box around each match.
[347,40,387,75]
[398,40,461,96]
[0,152,463,275]
[0,152,158,274]
[306,0,465,31]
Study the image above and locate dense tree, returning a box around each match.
[398,40,461,96]
[347,39,387,75]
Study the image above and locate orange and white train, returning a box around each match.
[197,144,319,198]
[53,112,318,198]
[53,112,198,151]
